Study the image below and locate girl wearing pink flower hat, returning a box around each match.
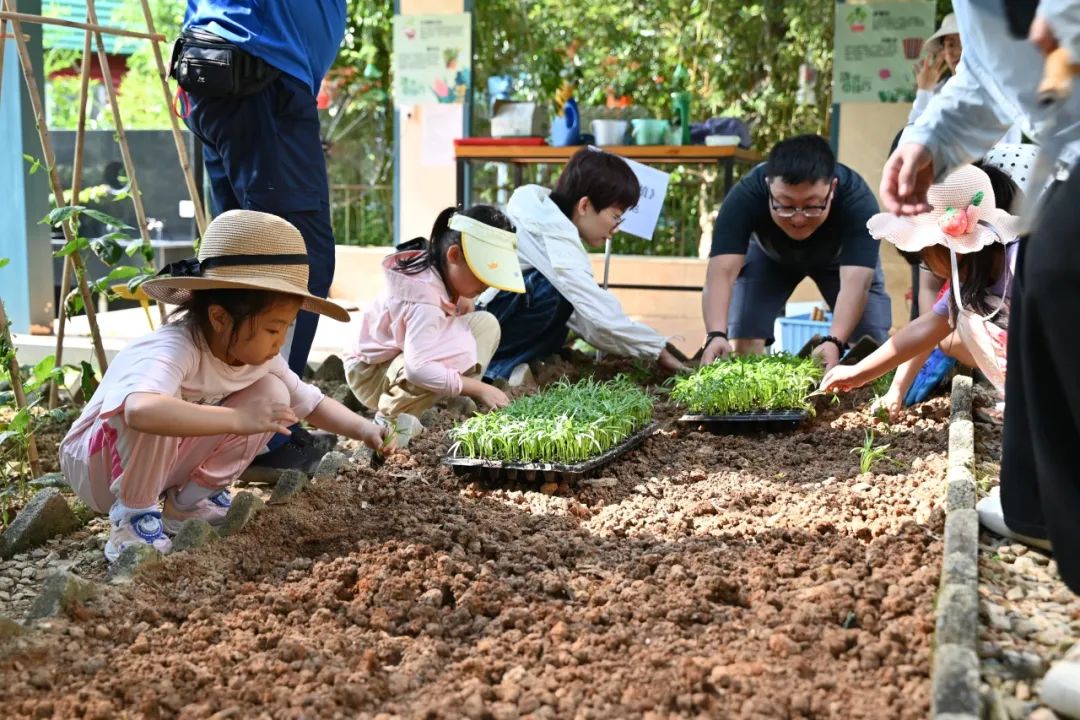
[820,165,1019,398]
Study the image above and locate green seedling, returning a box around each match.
[850,429,902,474]
[449,376,653,463]
[371,420,399,468]
[671,353,824,415]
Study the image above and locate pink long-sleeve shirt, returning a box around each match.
[345,252,478,396]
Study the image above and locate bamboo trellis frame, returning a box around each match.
[5,4,209,359]
[0,2,211,457]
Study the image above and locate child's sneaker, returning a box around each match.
[162,488,232,534]
[104,511,172,562]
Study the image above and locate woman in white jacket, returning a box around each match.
[478,148,684,379]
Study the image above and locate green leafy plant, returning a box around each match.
[670,354,824,415]
[449,376,653,463]
[850,429,903,475]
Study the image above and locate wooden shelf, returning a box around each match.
[454,143,760,165]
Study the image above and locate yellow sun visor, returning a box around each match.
[449,213,525,293]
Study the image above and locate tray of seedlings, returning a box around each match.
[444,376,657,482]
[672,354,824,435]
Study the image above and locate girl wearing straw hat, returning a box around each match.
[820,165,1019,401]
[59,210,392,561]
[343,205,525,443]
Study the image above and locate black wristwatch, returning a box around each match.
[701,330,728,351]
[818,335,846,352]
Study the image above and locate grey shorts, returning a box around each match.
[728,240,892,345]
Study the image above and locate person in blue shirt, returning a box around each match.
[700,134,892,369]
[179,1,346,473]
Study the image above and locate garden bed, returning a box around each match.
[0,384,953,719]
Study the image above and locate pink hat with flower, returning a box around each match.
[867,165,1020,254]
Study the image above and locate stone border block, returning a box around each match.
[933,375,981,719]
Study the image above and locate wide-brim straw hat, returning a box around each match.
[450,213,525,293]
[925,13,959,55]
[141,209,349,322]
[867,165,1020,254]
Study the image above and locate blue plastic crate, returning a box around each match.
[777,313,831,353]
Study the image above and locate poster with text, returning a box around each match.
[392,13,472,107]
[832,1,936,103]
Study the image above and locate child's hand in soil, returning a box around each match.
[870,386,903,422]
[820,364,868,393]
[235,401,297,437]
[360,418,395,452]
[657,347,685,374]
[475,383,510,410]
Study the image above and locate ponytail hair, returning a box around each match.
[394,204,515,282]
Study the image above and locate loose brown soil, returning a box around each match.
[0,394,950,720]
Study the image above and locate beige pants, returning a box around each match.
[346,311,501,419]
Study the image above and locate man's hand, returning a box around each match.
[880,143,935,215]
[700,335,732,365]
[811,340,842,371]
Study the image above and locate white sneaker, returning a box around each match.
[1043,644,1080,719]
[104,511,172,562]
[161,488,231,534]
[976,487,1053,551]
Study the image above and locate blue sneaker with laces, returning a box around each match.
[105,511,172,562]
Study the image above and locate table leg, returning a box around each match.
[456,158,466,208]
[722,157,735,195]
[512,162,523,190]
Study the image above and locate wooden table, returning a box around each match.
[454,143,761,208]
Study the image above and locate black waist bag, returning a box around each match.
[170,28,279,98]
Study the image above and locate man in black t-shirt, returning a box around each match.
[701,134,892,368]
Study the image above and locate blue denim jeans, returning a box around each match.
[480,269,574,380]
[186,74,335,450]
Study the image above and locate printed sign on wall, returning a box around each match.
[833,1,937,103]
[392,13,472,107]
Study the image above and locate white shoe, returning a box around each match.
[508,363,536,389]
[161,488,231,535]
[1043,645,1080,719]
[104,511,172,562]
[976,487,1053,551]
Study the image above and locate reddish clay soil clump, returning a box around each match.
[0,397,949,719]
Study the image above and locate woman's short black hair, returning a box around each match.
[764,134,837,185]
[549,148,640,219]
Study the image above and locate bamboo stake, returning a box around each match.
[5,5,109,374]
[0,300,42,478]
[137,0,207,236]
[0,11,164,42]
[0,17,7,103]
[48,24,94,409]
[85,0,164,322]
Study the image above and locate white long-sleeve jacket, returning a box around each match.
[478,185,667,360]
[901,0,1080,181]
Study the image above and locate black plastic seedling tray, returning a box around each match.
[443,422,659,482]
[678,409,809,435]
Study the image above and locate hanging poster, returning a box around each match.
[392,13,472,107]
[833,1,937,103]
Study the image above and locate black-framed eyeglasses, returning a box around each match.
[767,183,835,218]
